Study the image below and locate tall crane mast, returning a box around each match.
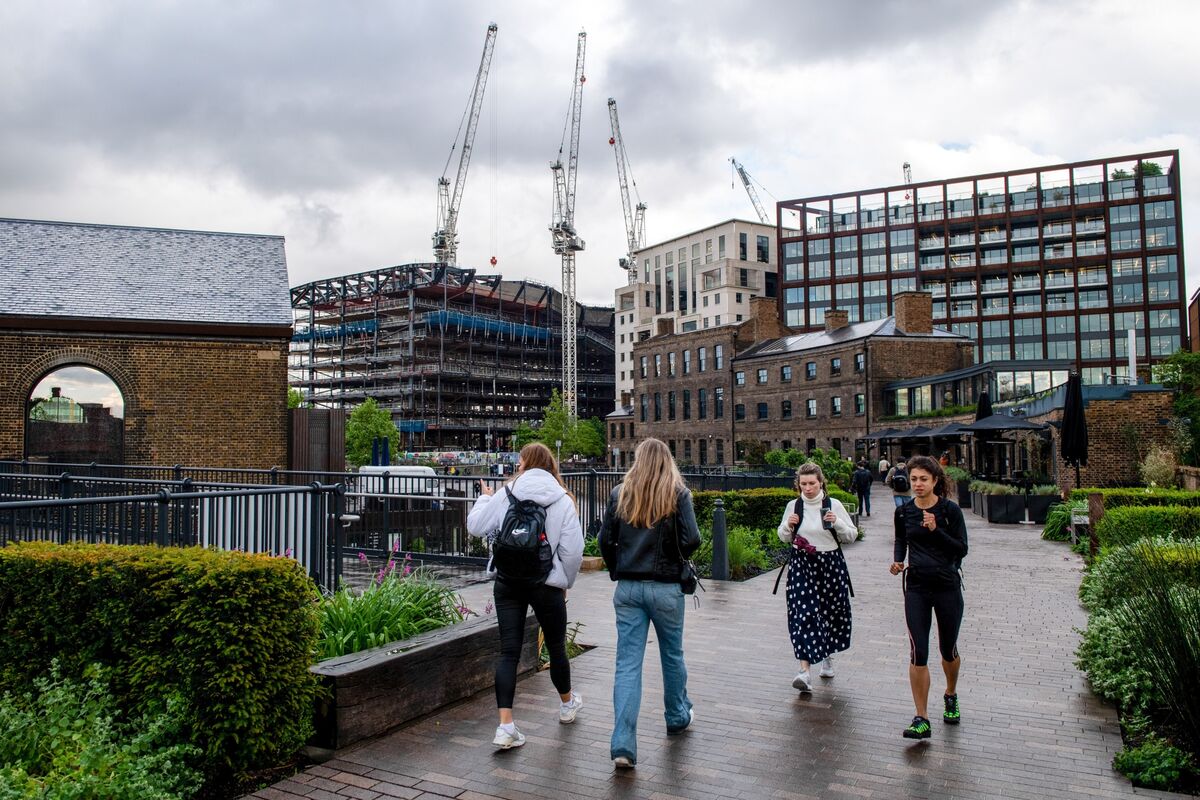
[902,162,913,184]
[432,23,498,265]
[730,157,770,224]
[550,31,587,418]
[607,97,646,284]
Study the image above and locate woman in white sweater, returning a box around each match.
[775,462,857,693]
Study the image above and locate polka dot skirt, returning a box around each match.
[786,548,852,662]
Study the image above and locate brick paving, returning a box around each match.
[250,484,1171,800]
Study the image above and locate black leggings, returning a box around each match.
[494,579,570,708]
[903,575,963,667]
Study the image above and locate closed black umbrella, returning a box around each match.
[975,391,993,420]
[974,391,993,476]
[1061,373,1088,488]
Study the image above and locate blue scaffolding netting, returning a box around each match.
[423,310,549,341]
[292,320,378,342]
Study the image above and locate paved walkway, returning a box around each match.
[252,484,1169,800]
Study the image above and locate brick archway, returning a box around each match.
[18,348,133,463]
[17,347,135,420]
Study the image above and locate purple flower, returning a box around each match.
[357,551,367,562]
[392,538,401,553]
[483,600,494,615]
[283,548,294,559]
[402,563,413,577]
[456,603,473,617]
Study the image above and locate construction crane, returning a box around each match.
[550,31,586,418]
[730,157,770,224]
[902,162,914,200]
[607,97,646,284]
[432,23,498,265]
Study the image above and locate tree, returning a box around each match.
[1156,349,1200,465]
[345,398,399,468]
[1139,162,1163,177]
[510,391,604,461]
[1110,168,1132,180]
[568,418,604,459]
[739,439,768,466]
[287,388,304,409]
[512,422,539,449]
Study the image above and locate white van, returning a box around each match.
[354,465,439,498]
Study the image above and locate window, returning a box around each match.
[682,390,690,420]
[757,402,768,420]
[715,438,724,465]
[782,400,792,419]
[806,362,817,380]
[735,403,746,421]
[654,354,662,377]
[854,393,865,415]
[683,440,692,461]
[718,234,726,258]
[640,394,647,422]
[735,371,746,387]
[1110,205,1140,225]
[757,235,770,263]
[735,292,743,303]
[668,352,676,377]
[715,345,724,369]
[854,352,865,373]
[831,396,842,416]
[698,388,707,419]
[757,368,768,384]
[668,391,676,421]
[831,357,842,376]
[739,232,748,261]
[781,365,792,382]
[683,350,691,374]
[806,399,817,418]
[639,356,648,379]
[653,393,661,421]
[714,387,725,418]
[698,347,707,372]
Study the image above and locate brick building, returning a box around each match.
[615,292,972,465]
[0,218,293,468]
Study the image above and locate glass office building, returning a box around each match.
[777,151,1186,384]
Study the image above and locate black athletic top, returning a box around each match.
[893,497,968,572]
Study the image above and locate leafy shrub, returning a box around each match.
[944,466,972,484]
[0,543,320,787]
[1076,611,1158,717]
[1069,487,1200,508]
[693,487,858,529]
[969,480,1017,495]
[693,526,772,580]
[1031,484,1060,495]
[0,662,201,800]
[1093,506,1200,550]
[1080,537,1200,612]
[1113,735,1197,791]
[317,570,465,661]
[582,535,601,557]
[1139,445,1179,488]
[1042,500,1086,542]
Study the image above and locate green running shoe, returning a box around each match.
[903,716,932,739]
[943,694,961,725]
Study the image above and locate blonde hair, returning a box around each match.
[794,462,828,494]
[513,442,576,507]
[617,438,686,528]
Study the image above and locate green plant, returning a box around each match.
[968,480,1017,495]
[582,535,601,557]
[1093,506,1200,550]
[692,487,858,530]
[1042,500,1086,542]
[0,662,202,800]
[1112,735,1196,791]
[1081,537,1200,612]
[539,622,587,669]
[944,466,971,484]
[1076,611,1158,717]
[317,570,465,660]
[1139,445,1179,488]
[407,536,427,553]
[345,397,400,468]
[692,526,773,580]
[0,542,320,787]
[1070,487,1200,508]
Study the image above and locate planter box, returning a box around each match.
[970,491,984,517]
[580,556,605,572]
[983,494,1024,524]
[1025,495,1056,525]
[311,611,539,750]
[956,482,971,509]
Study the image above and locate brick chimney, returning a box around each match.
[824,309,849,333]
[655,317,675,336]
[893,291,933,334]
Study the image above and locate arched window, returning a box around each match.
[25,366,124,464]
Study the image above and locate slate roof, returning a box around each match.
[736,317,966,360]
[0,218,293,328]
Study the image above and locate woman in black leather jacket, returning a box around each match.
[598,438,701,769]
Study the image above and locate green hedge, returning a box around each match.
[0,542,321,786]
[1071,487,1200,508]
[1081,537,1200,612]
[693,487,858,529]
[1093,506,1200,550]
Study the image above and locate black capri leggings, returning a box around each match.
[494,579,570,708]
[903,573,963,667]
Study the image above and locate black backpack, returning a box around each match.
[492,486,554,585]
[891,468,910,493]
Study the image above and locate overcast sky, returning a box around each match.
[2,0,1197,307]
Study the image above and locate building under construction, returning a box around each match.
[290,263,615,450]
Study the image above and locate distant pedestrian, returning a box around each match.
[467,442,585,750]
[886,460,913,507]
[851,460,873,517]
[599,438,701,769]
[889,455,969,740]
[878,456,891,482]
[775,462,857,694]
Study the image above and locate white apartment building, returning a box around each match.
[612,219,785,408]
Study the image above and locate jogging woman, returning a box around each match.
[889,454,968,740]
[776,462,857,693]
[598,438,702,769]
[467,442,584,750]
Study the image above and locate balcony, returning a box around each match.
[1011,227,1039,241]
[1076,241,1107,258]
[979,229,1007,244]
[920,236,946,250]
[1042,223,1072,239]
[950,282,977,297]
[1076,219,1106,235]
[981,280,1009,295]
[1012,277,1042,293]
[948,253,976,269]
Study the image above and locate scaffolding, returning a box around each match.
[289,263,615,450]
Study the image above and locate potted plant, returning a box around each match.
[945,466,972,509]
[970,480,1023,523]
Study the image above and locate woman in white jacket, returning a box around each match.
[776,461,856,693]
[467,442,584,750]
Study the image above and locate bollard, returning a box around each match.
[711,498,729,581]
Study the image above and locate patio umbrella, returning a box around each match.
[926,421,967,438]
[862,427,902,440]
[973,391,994,475]
[958,413,1048,433]
[1061,373,1088,488]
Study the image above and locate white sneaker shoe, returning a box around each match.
[613,755,635,769]
[559,692,583,724]
[791,670,813,693]
[492,724,526,749]
[819,655,836,678]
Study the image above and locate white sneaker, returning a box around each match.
[791,670,813,693]
[819,655,836,678]
[559,692,583,724]
[613,755,635,769]
[492,724,525,749]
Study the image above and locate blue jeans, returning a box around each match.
[894,495,912,508]
[611,580,692,763]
